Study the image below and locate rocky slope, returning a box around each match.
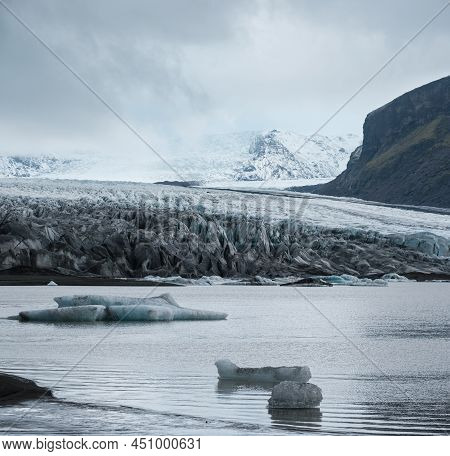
[295,76,450,208]
[0,179,448,280]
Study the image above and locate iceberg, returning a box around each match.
[381,273,410,282]
[107,305,174,322]
[318,274,387,286]
[19,305,107,322]
[54,293,180,308]
[215,359,311,383]
[15,293,227,323]
[268,381,323,409]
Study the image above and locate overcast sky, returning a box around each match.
[0,0,449,166]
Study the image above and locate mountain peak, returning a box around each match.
[310,76,450,208]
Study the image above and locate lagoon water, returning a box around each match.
[0,283,448,435]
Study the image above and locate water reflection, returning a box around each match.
[269,407,322,432]
[216,379,274,394]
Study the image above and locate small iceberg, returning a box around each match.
[381,273,410,282]
[144,275,244,286]
[215,359,311,383]
[268,381,323,409]
[13,293,227,323]
[318,274,387,286]
[47,281,58,286]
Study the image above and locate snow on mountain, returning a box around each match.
[234,130,360,181]
[0,130,360,183]
[176,130,360,182]
[0,155,86,178]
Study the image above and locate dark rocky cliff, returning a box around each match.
[303,76,450,208]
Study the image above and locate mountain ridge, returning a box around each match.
[0,131,360,183]
[290,76,450,208]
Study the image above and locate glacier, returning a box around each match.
[0,178,448,280]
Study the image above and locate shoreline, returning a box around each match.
[0,271,448,286]
[0,273,180,287]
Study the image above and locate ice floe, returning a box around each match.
[144,275,241,286]
[317,274,387,286]
[381,273,410,282]
[144,274,410,287]
[13,294,227,323]
[215,359,311,383]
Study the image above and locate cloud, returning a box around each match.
[0,0,448,173]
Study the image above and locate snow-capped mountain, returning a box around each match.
[0,130,360,183]
[0,155,85,178]
[234,130,360,181]
[176,130,360,182]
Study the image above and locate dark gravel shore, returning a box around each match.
[0,271,180,287]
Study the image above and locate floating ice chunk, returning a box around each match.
[318,274,387,286]
[54,293,180,308]
[268,381,323,409]
[55,293,226,320]
[19,305,107,322]
[144,275,246,286]
[381,273,410,282]
[16,294,227,322]
[46,281,58,286]
[107,305,174,322]
[253,276,278,285]
[215,359,311,383]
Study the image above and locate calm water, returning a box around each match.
[0,283,448,435]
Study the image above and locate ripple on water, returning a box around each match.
[1,284,449,435]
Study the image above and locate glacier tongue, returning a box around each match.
[0,178,448,280]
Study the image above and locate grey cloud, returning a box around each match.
[0,0,448,162]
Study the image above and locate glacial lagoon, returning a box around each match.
[0,283,448,435]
